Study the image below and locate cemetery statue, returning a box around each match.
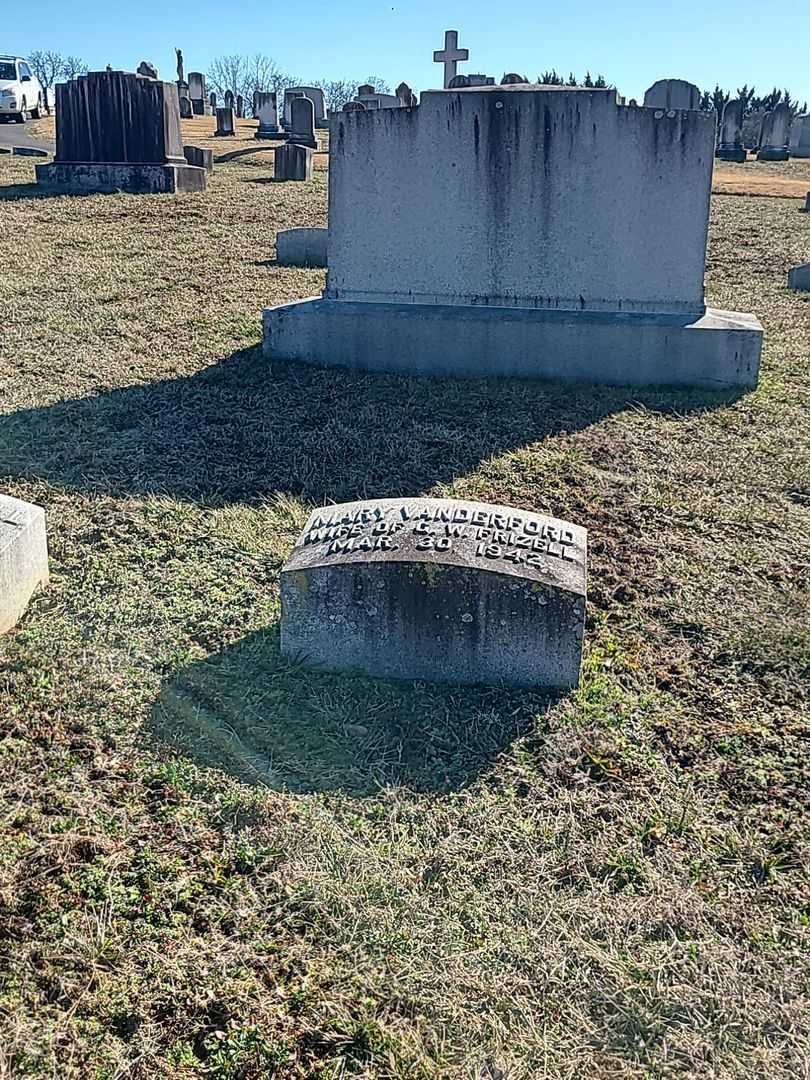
[137,61,158,80]
[176,48,184,84]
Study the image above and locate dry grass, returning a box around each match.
[0,146,808,1080]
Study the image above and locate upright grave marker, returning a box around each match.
[254,91,280,138]
[790,115,810,158]
[433,29,469,88]
[188,71,207,114]
[643,78,701,110]
[215,107,235,136]
[758,103,791,160]
[287,96,316,148]
[36,70,207,194]
[264,85,762,388]
[283,86,327,129]
[716,97,746,161]
[281,498,587,689]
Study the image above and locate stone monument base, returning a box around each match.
[715,146,747,163]
[262,299,763,390]
[35,161,207,194]
[757,148,789,161]
[255,127,282,139]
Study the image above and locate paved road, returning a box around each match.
[0,120,55,154]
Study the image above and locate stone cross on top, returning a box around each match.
[434,29,469,89]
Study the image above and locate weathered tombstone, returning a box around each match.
[209,92,217,111]
[396,81,417,107]
[353,86,402,111]
[179,94,193,119]
[276,227,327,266]
[254,91,280,138]
[448,75,471,89]
[716,97,746,162]
[283,86,327,129]
[36,70,207,194]
[357,84,375,97]
[188,71,207,114]
[467,74,496,86]
[788,263,810,290]
[501,73,529,85]
[0,495,49,635]
[274,142,313,181]
[214,106,235,137]
[287,96,316,148]
[236,94,244,118]
[224,89,234,111]
[433,29,469,88]
[137,60,158,79]
[643,78,701,110]
[184,144,213,171]
[343,100,366,112]
[280,497,587,690]
[790,115,810,158]
[263,86,762,389]
[757,103,791,160]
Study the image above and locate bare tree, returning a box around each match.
[362,74,391,94]
[208,53,298,115]
[28,50,63,94]
[316,79,357,112]
[61,56,87,80]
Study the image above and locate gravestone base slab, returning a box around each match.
[789,147,810,158]
[276,228,327,267]
[757,148,789,161]
[35,161,207,194]
[255,127,282,139]
[715,146,747,162]
[1,495,49,635]
[183,145,213,172]
[263,299,763,390]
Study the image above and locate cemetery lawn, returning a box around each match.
[0,147,808,1080]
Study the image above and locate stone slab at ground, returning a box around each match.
[276,227,327,266]
[264,86,762,388]
[274,143,313,181]
[281,497,587,689]
[0,494,49,635]
[183,144,213,172]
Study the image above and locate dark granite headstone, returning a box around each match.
[274,142,313,180]
[501,73,529,85]
[254,91,280,138]
[224,89,234,110]
[35,71,206,194]
[716,97,746,162]
[280,497,587,689]
[184,144,214,171]
[188,71,206,114]
[288,96,316,148]
[215,107,235,136]
[236,94,244,118]
[179,94,193,119]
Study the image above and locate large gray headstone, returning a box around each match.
[790,115,810,158]
[1,495,49,635]
[758,103,791,160]
[643,78,701,110]
[283,86,326,128]
[281,497,587,690]
[188,71,206,114]
[254,91,279,138]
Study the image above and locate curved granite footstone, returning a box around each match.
[0,495,49,635]
[280,497,587,690]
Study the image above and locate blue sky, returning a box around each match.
[18,0,810,104]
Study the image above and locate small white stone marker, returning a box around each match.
[433,29,469,89]
[0,495,49,634]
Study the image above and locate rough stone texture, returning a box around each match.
[183,144,213,171]
[276,228,327,267]
[264,299,762,389]
[789,114,810,158]
[52,71,186,166]
[283,86,327,129]
[287,97,317,148]
[280,497,587,690]
[215,107,235,136]
[274,143,314,181]
[136,61,158,79]
[254,91,280,138]
[0,495,49,635]
[326,88,713,315]
[788,263,810,291]
[264,86,762,389]
[716,97,746,161]
[758,104,791,160]
[643,78,701,109]
[35,161,206,193]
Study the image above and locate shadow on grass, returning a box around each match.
[0,345,745,506]
[148,625,558,794]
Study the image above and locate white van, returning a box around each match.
[0,56,44,122]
